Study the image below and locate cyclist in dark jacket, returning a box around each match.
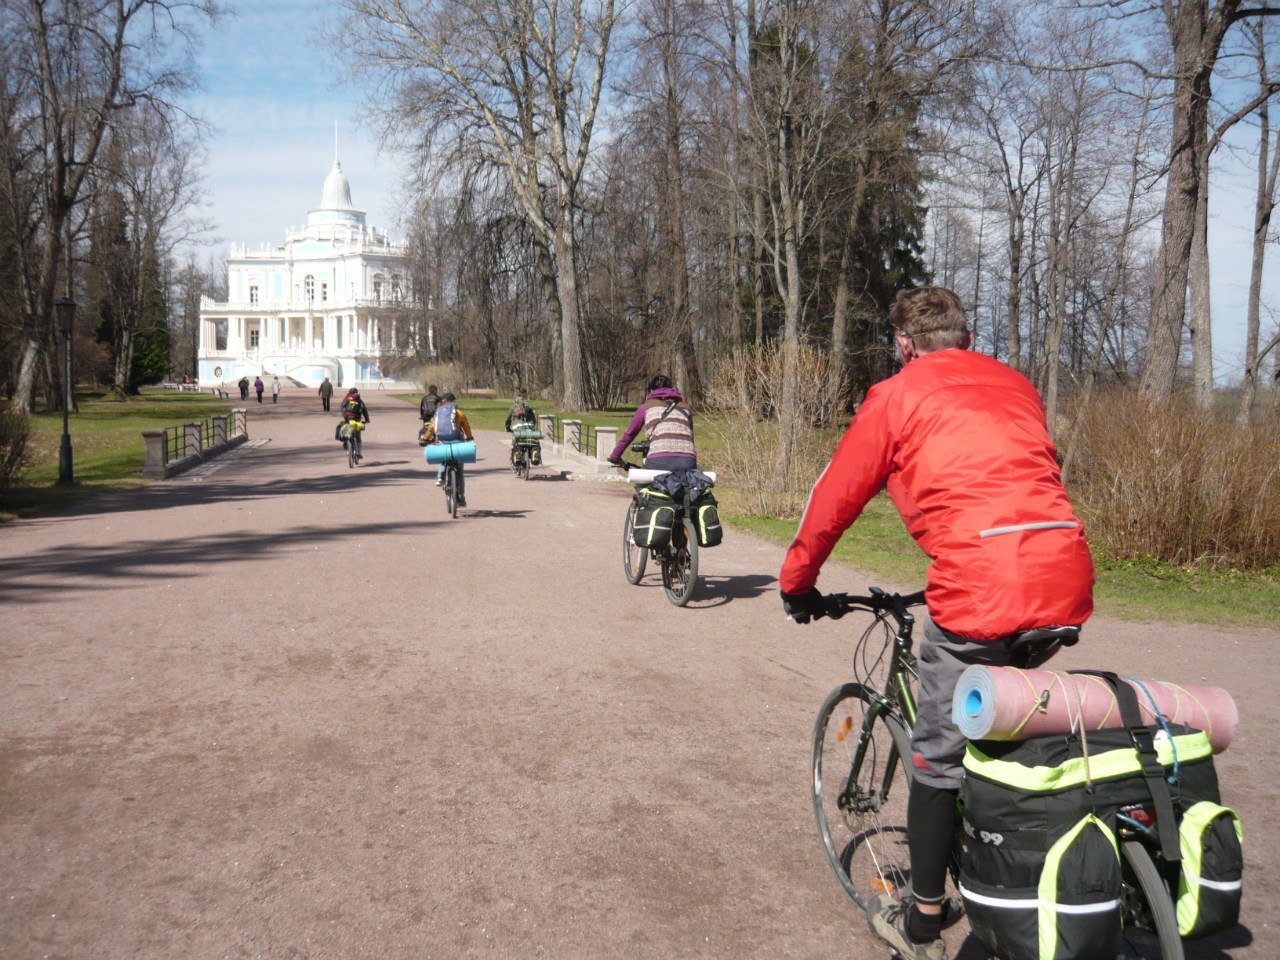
[338,387,371,460]
[419,385,441,422]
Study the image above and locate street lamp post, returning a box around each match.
[56,297,75,485]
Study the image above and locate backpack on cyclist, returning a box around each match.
[420,392,440,421]
[434,402,461,441]
[692,491,723,547]
[632,490,676,549]
[959,671,1241,960]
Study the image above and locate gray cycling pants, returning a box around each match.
[910,616,1058,790]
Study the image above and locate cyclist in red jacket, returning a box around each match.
[780,286,1094,960]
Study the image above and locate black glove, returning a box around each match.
[608,456,623,466]
[781,587,825,624]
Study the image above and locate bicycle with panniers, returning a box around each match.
[807,587,1242,960]
[619,441,722,607]
[339,419,365,468]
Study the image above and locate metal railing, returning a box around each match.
[543,416,598,457]
[154,410,247,472]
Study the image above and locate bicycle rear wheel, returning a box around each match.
[662,518,698,606]
[1120,840,1184,959]
[812,682,914,916]
[623,498,647,584]
[445,466,458,518]
[348,435,358,468]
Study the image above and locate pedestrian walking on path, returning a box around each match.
[319,377,333,412]
[254,377,264,404]
[271,377,282,404]
[239,376,249,400]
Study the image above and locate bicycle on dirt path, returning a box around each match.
[807,587,1187,960]
[510,428,542,480]
[618,442,707,607]
[339,419,366,468]
[440,456,463,517]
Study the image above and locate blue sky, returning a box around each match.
[186,1,403,254]
[185,2,1269,384]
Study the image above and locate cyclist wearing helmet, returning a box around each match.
[338,387,371,461]
[779,286,1094,960]
[421,391,475,507]
[608,374,696,471]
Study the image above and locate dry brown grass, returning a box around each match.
[704,344,844,517]
[1067,389,1280,568]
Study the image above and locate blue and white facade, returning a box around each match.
[198,160,417,388]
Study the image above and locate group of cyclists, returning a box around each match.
[622,286,1090,960]
[330,284,1091,959]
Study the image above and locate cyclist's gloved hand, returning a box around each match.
[781,587,824,624]
[608,456,623,466]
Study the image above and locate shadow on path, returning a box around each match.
[1,518,441,604]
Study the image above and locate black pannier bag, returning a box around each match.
[632,490,675,549]
[692,492,723,547]
[959,671,1236,960]
[1175,799,1243,938]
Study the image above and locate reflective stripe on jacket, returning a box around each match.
[780,349,1094,638]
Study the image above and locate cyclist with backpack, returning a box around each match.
[504,391,542,467]
[421,392,474,507]
[778,286,1094,960]
[419,384,441,423]
[338,387,371,461]
[607,375,697,471]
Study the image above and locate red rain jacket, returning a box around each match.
[780,349,1094,639]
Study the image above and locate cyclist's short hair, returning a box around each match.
[442,392,456,402]
[427,384,438,394]
[889,287,970,352]
[648,374,673,392]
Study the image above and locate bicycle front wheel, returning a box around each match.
[662,518,698,606]
[812,683,914,916]
[623,498,647,584]
[445,466,458,518]
[1120,840,1184,960]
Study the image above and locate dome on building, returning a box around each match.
[321,160,355,210]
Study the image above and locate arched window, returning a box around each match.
[372,273,385,303]
[305,275,315,303]
[391,274,403,302]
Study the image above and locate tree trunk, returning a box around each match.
[554,201,585,410]
[1005,188,1026,371]
[1140,0,1238,398]
[1189,144,1214,407]
[661,21,701,402]
[1237,41,1279,426]
[828,229,853,407]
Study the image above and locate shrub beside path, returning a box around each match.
[2,387,1275,959]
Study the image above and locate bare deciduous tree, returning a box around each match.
[340,0,618,409]
[3,0,219,413]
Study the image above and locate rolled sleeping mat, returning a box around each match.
[953,666,1238,753]
[628,468,716,484]
[512,426,543,440]
[424,439,477,465]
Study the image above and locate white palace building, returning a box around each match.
[198,159,418,389]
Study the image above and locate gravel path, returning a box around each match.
[2,387,1274,959]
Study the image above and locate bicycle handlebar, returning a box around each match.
[808,588,926,626]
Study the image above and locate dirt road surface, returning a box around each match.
[2,388,1274,959]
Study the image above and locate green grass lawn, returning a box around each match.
[733,495,1280,628]
[3,389,231,517]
